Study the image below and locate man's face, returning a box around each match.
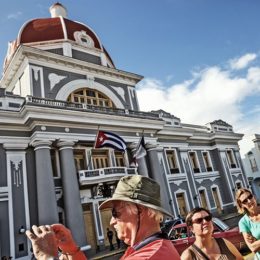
[110,202,138,245]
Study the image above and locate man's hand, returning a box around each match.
[51,224,79,254]
[26,225,58,260]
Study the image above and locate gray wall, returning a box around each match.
[0,201,10,257]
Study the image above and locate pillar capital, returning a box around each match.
[145,142,158,151]
[31,140,52,151]
[3,141,28,150]
[56,140,77,150]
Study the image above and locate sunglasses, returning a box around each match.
[111,208,121,219]
[241,194,253,204]
[192,215,212,224]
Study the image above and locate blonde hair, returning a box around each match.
[235,188,252,214]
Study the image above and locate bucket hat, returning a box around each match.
[99,175,173,217]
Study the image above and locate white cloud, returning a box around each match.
[136,53,260,157]
[7,11,22,20]
[230,53,257,70]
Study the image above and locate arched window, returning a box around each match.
[67,88,115,108]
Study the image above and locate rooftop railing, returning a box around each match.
[25,96,160,120]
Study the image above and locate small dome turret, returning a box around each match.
[49,2,67,18]
[3,3,115,71]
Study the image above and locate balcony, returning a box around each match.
[25,96,161,120]
[78,166,137,185]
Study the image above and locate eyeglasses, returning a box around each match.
[241,194,253,204]
[192,215,212,224]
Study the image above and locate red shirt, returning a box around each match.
[120,239,180,260]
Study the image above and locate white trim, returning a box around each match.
[220,151,235,200]
[158,152,176,216]
[235,150,249,187]
[198,186,211,210]
[188,151,201,173]
[6,59,28,92]
[164,148,181,174]
[181,153,195,208]
[59,16,68,40]
[93,201,104,240]
[127,86,134,110]
[174,189,190,215]
[225,149,237,169]
[211,184,223,210]
[55,79,124,109]
[0,187,8,193]
[6,152,14,258]
[74,20,104,52]
[30,65,45,98]
[202,150,214,171]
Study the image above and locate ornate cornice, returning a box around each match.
[1,45,143,88]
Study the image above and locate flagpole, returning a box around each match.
[86,126,100,170]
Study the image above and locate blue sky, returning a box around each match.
[1,0,260,156]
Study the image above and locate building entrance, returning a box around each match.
[212,187,222,214]
[100,207,115,247]
[82,204,97,251]
[176,192,188,218]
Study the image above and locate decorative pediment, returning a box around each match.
[151,109,180,120]
[210,119,231,127]
[74,30,95,48]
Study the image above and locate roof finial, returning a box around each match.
[49,2,67,18]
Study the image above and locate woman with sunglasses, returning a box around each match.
[181,207,243,260]
[236,188,260,259]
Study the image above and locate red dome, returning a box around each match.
[18,17,102,50]
[3,3,115,72]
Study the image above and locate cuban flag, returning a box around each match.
[95,131,127,151]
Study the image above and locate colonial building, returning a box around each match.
[242,134,260,202]
[0,3,248,258]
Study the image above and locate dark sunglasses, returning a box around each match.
[241,194,253,204]
[111,208,121,219]
[192,215,212,224]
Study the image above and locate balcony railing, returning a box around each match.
[25,96,160,120]
[78,166,137,184]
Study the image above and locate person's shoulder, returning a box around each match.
[131,239,180,259]
[181,247,193,260]
[239,214,248,225]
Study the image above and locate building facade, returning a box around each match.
[0,3,248,259]
[242,134,260,202]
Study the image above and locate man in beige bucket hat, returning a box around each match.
[25,175,180,259]
[99,175,180,259]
